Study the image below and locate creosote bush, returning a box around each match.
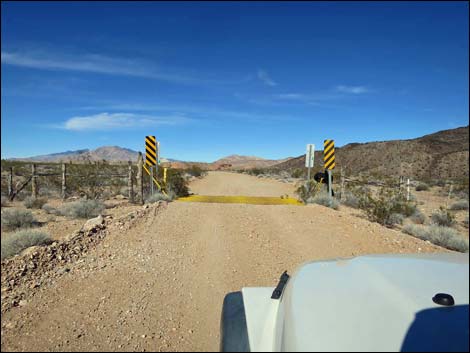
[295,180,321,203]
[449,200,469,211]
[1,230,52,260]
[402,224,468,253]
[59,200,105,219]
[23,196,47,209]
[415,183,430,191]
[1,209,36,231]
[430,207,455,227]
[358,186,417,226]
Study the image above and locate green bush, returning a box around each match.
[431,207,455,227]
[415,183,430,191]
[311,192,340,210]
[449,200,469,211]
[359,186,417,226]
[59,200,105,219]
[409,210,426,224]
[296,180,321,203]
[24,196,47,209]
[165,169,189,197]
[1,209,36,231]
[402,224,468,253]
[1,230,52,260]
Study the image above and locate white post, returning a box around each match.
[447,182,453,207]
[407,178,410,201]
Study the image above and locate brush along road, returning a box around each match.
[1,171,445,351]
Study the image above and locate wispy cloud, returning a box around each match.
[257,69,278,87]
[335,85,368,94]
[56,112,191,131]
[1,50,247,86]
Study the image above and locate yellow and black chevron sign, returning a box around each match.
[323,139,335,170]
[145,135,157,167]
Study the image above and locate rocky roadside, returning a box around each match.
[1,201,168,315]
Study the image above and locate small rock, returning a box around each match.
[18,300,27,307]
[81,215,104,233]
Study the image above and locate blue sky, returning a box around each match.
[1,1,468,162]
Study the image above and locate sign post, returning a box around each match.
[305,144,315,181]
[323,139,335,198]
[145,135,157,196]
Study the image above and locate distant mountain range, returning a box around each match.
[272,126,469,180]
[6,126,469,179]
[8,147,291,170]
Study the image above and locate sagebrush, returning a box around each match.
[1,230,52,260]
[59,200,105,219]
[402,224,468,252]
[449,200,469,211]
[23,196,47,209]
[311,192,339,210]
[1,209,36,230]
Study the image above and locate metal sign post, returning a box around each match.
[150,166,154,195]
[323,139,335,198]
[305,144,315,181]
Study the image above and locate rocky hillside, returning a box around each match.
[272,126,469,180]
[12,146,139,163]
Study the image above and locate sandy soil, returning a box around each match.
[1,172,449,352]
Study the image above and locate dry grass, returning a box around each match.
[1,209,36,231]
[1,230,52,260]
[402,224,468,253]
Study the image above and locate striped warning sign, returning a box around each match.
[145,135,157,167]
[323,139,335,170]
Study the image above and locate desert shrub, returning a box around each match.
[23,196,47,209]
[430,207,455,227]
[186,165,206,178]
[409,209,426,224]
[463,216,469,229]
[1,196,7,207]
[59,200,105,219]
[296,180,321,203]
[1,230,52,260]
[340,191,360,208]
[247,168,264,176]
[402,224,468,253]
[359,186,417,226]
[164,169,189,197]
[42,203,59,215]
[145,192,174,203]
[311,192,340,210]
[291,168,304,178]
[448,200,469,211]
[388,213,405,226]
[415,183,430,191]
[1,209,36,231]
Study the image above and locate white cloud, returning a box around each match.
[257,69,278,86]
[335,85,368,94]
[1,51,246,86]
[60,112,190,131]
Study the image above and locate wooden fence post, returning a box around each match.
[61,163,67,200]
[128,161,134,203]
[8,167,13,197]
[137,152,144,205]
[31,164,38,198]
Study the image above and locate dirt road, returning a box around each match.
[1,172,445,352]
